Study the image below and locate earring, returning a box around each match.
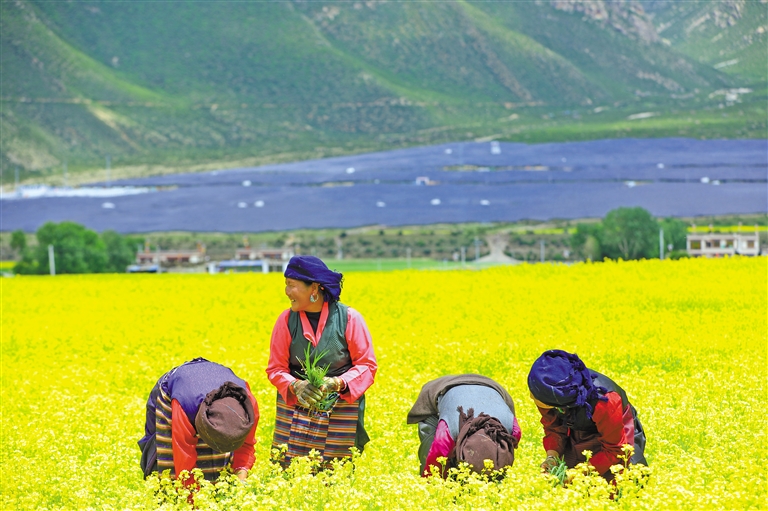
[309,293,317,303]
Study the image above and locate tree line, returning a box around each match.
[10,222,141,274]
[8,208,689,275]
[569,207,688,261]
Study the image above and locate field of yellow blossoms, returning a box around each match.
[2,257,766,510]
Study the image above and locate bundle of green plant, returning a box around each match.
[548,455,569,487]
[298,344,338,412]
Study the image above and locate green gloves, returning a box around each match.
[320,376,345,393]
[291,377,345,409]
[541,455,559,473]
[291,379,323,408]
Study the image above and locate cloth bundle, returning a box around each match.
[195,381,255,453]
[452,407,517,474]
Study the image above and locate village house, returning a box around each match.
[209,242,294,273]
[135,242,207,265]
[686,226,761,258]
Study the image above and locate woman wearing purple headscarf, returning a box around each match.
[528,350,647,481]
[266,256,377,467]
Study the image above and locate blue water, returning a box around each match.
[3,138,766,233]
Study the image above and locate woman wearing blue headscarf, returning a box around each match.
[528,350,647,481]
[266,256,377,467]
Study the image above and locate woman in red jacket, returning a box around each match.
[266,256,377,468]
[528,349,647,481]
[138,358,259,483]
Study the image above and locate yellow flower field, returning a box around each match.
[1,257,766,510]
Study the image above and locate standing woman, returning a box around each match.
[528,349,647,481]
[266,256,377,467]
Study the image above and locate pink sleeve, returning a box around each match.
[265,310,298,406]
[511,416,522,446]
[338,307,377,403]
[423,419,455,478]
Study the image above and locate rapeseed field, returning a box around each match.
[2,257,766,510]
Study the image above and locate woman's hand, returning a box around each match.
[291,380,323,407]
[541,450,561,472]
[320,376,345,393]
[541,456,559,473]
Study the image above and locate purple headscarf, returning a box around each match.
[527,349,607,419]
[284,255,343,302]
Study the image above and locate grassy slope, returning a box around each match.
[1,0,764,185]
[645,0,768,84]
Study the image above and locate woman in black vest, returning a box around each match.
[528,349,647,481]
[266,256,377,468]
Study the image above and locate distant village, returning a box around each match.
[130,238,294,274]
[128,226,763,274]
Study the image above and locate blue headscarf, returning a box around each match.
[284,256,343,303]
[527,349,607,419]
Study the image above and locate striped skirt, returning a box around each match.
[272,393,360,468]
[142,380,231,481]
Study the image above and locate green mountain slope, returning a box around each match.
[642,0,768,82]
[1,0,764,183]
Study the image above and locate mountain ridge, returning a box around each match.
[1,0,764,183]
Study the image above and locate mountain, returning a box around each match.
[641,0,768,82]
[1,0,764,183]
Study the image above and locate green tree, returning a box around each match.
[13,250,38,274]
[659,217,689,253]
[102,230,138,273]
[583,235,602,262]
[10,230,26,255]
[601,207,659,260]
[570,223,604,261]
[16,222,108,274]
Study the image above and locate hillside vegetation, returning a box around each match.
[2,0,765,183]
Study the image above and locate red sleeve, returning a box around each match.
[265,310,298,406]
[231,382,260,472]
[171,399,198,482]
[539,407,568,454]
[588,392,635,476]
[338,307,377,403]
[423,419,455,478]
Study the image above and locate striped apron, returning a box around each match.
[272,393,360,468]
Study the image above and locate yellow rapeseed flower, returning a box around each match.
[1,257,765,509]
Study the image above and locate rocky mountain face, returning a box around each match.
[638,0,766,81]
[551,0,660,43]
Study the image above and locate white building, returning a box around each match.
[686,231,761,257]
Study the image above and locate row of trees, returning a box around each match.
[9,209,686,274]
[11,222,140,274]
[569,207,688,261]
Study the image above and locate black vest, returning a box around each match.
[287,302,351,379]
[558,371,629,432]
